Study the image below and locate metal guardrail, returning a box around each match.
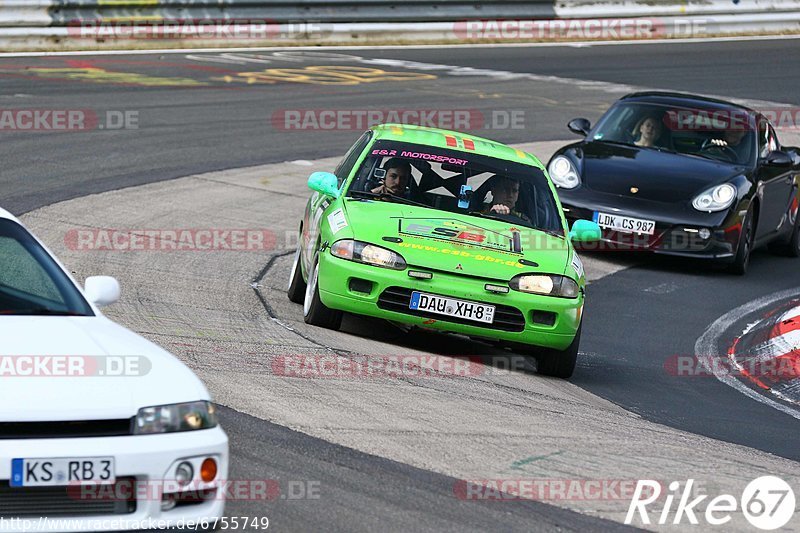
[1,0,799,49]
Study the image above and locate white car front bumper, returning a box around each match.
[0,426,229,532]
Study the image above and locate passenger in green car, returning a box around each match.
[482,176,530,222]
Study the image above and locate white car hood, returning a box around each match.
[0,316,209,422]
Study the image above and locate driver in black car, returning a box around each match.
[482,176,530,221]
[706,127,751,163]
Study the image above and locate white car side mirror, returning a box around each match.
[85,276,121,307]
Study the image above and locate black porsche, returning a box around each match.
[548,92,800,274]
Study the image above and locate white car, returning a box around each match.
[0,208,228,531]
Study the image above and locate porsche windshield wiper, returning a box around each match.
[600,139,676,154]
[598,139,638,149]
[347,190,429,208]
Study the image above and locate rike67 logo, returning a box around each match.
[626,477,795,530]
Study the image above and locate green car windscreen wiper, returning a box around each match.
[348,190,429,208]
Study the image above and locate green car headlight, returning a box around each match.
[330,239,407,270]
[134,401,218,435]
[509,274,580,298]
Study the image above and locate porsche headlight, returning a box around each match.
[134,401,218,435]
[509,274,580,298]
[692,183,737,212]
[547,156,581,189]
[330,239,407,270]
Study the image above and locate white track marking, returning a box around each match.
[747,329,800,362]
[782,305,800,322]
[1,34,799,58]
[695,288,800,420]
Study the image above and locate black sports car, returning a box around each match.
[548,92,800,274]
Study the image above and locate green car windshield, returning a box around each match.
[346,140,564,236]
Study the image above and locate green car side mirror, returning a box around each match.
[569,219,602,243]
[308,172,340,198]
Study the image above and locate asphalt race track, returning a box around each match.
[2,38,800,530]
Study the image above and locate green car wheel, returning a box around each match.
[287,245,306,304]
[303,254,343,330]
[532,322,581,379]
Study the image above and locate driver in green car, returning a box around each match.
[482,176,531,222]
[371,158,412,196]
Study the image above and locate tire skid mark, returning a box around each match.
[251,249,350,354]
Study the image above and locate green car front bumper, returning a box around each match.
[317,251,582,351]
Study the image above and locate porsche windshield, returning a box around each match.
[346,141,564,235]
[591,101,757,165]
[0,219,93,316]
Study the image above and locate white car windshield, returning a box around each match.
[0,219,93,316]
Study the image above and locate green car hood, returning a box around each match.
[340,199,571,281]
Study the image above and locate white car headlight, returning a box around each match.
[330,239,407,270]
[134,401,218,435]
[692,183,737,212]
[509,274,580,298]
[547,156,581,189]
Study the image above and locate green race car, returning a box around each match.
[288,124,601,378]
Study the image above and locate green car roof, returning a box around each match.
[369,123,546,171]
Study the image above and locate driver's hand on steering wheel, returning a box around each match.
[708,139,728,147]
[489,204,511,215]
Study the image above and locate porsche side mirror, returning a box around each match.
[784,146,800,169]
[85,276,121,307]
[568,118,591,136]
[308,172,340,198]
[763,150,793,167]
[569,220,602,243]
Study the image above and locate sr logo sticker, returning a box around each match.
[399,219,513,252]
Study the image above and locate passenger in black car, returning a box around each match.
[633,115,664,148]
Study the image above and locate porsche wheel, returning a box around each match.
[728,208,754,275]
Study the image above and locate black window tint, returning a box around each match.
[335,131,373,187]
